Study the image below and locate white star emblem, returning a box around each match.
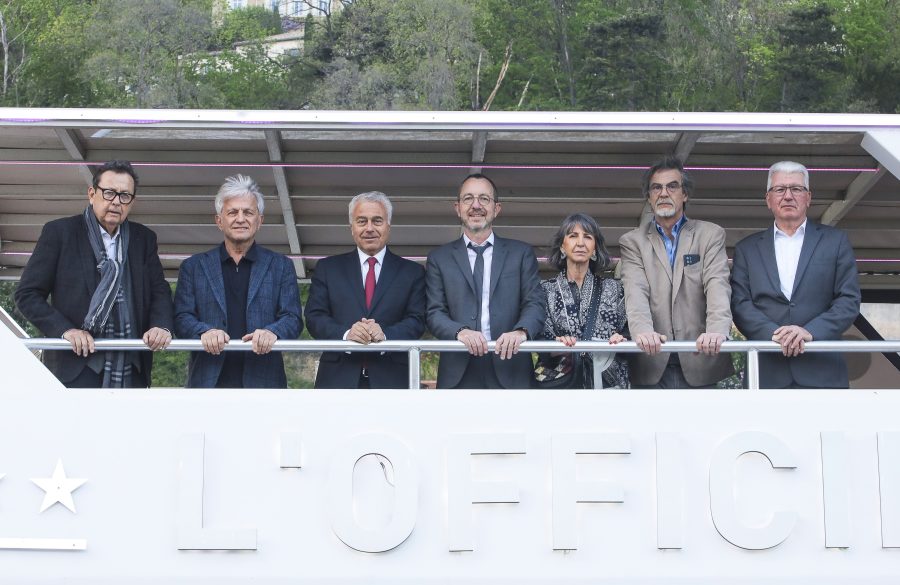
[31,460,87,514]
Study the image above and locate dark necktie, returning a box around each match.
[468,242,491,328]
[365,256,377,309]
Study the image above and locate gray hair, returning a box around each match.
[348,191,393,224]
[767,161,809,191]
[215,175,265,215]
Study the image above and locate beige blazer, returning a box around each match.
[618,218,733,386]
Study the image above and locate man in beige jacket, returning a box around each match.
[618,156,733,388]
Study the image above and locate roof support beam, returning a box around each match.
[820,165,886,227]
[469,131,488,173]
[862,129,900,180]
[55,128,94,186]
[265,130,306,278]
[673,131,701,163]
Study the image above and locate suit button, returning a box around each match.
[789,302,795,307]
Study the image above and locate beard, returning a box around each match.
[654,205,677,219]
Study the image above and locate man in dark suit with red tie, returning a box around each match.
[306,191,426,388]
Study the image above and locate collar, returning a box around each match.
[101,228,120,243]
[357,246,387,266]
[463,231,495,248]
[653,214,688,238]
[774,219,807,239]
[219,241,258,263]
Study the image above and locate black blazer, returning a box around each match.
[306,248,426,389]
[15,215,174,384]
[731,221,860,388]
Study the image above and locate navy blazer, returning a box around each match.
[306,248,426,389]
[426,235,546,389]
[15,215,174,385]
[731,221,860,388]
[174,244,303,388]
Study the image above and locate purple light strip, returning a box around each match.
[2,251,899,264]
[0,160,879,173]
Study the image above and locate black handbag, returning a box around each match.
[533,277,602,389]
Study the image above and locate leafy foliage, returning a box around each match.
[1,0,896,113]
[214,5,282,48]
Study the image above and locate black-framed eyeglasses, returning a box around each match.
[95,187,134,204]
[649,181,683,195]
[768,185,808,197]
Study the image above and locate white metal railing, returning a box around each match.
[20,339,900,390]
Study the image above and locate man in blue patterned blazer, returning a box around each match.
[174,175,302,388]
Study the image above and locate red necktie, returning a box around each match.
[365,256,377,309]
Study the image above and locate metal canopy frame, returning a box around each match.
[1,109,899,287]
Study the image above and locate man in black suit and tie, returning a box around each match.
[16,160,174,388]
[731,160,861,388]
[306,191,426,388]
[426,173,546,389]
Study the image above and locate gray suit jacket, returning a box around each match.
[731,221,860,388]
[426,235,546,389]
[618,218,733,386]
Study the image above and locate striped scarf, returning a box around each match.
[82,206,134,387]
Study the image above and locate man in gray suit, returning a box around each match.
[618,156,733,388]
[426,173,546,389]
[731,161,860,388]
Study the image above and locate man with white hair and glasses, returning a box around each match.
[731,161,860,388]
[174,175,302,388]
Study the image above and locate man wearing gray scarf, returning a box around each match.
[16,160,174,388]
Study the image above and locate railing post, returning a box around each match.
[408,347,421,390]
[747,349,760,390]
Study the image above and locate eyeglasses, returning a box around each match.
[459,194,494,206]
[768,185,809,197]
[649,182,683,196]
[95,187,134,204]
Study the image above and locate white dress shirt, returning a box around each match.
[774,220,806,300]
[357,246,387,286]
[342,247,388,341]
[101,228,120,261]
[462,232,495,340]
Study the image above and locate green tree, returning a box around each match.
[474,0,568,110]
[214,5,282,49]
[842,0,900,113]
[193,46,294,109]
[3,0,95,107]
[308,0,480,110]
[580,11,667,111]
[86,0,213,108]
[775,2,850,112]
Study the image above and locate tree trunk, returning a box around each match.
[0,8,8,96]
[551,0,576,107]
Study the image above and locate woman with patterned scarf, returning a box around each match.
[537,213,630,389]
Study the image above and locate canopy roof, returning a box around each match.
[1,109,899,289]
